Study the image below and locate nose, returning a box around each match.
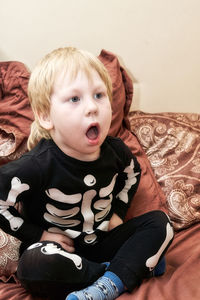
[85,97,98,116]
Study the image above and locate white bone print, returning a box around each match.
[41,243,82,269]
[84,175,96,186]
[28,242,83,270]
[94,194,112,222]
[99,174,118,197]
[46,188,82,204]
[45,203,80,226]
[45,174,121,244]
[81,175,118,243]
[0,177,29,231]
[44,212,81,227]
[81,190,97,234]
[117,159,140,203]
[96,221,109,231]
[46,203,80,218]
[145,222,174,271]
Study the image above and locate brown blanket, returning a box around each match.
[0,61,33,166]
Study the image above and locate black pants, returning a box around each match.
[17,210,174,299]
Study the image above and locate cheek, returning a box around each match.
[106,104,112,124]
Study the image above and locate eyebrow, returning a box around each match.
[92,82,107,90]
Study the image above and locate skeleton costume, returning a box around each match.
[0,136,173,298]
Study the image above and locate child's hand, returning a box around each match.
[108,213,123,231]
[40,231,75,253]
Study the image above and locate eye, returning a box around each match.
[69,96,80,103]
[94,93,103,100]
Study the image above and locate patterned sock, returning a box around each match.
[66,271,124,300]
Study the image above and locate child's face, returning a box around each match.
[45,69,112,161]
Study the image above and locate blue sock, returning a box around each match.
[102,262,110,270]
[66,271,124,300]
[153,257,166,276]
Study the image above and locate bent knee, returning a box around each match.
[148,210,170,224]
[149,210,174,241]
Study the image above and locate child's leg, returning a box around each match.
[17,241,106,298]
[66,210,174,300]
[107,210,174,291]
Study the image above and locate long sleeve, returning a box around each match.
[0,156,44,244]
[109,138,141,220]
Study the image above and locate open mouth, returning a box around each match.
[86,124,99,140]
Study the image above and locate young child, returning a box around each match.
[0,47,174,300]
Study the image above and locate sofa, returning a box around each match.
[0,50,200,300]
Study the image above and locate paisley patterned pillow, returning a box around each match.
[129,111,200,230]
[0,228,21,281]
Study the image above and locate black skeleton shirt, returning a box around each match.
[0,136,141,247]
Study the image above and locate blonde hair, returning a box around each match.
[27,47,112,150]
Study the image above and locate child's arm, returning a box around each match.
[0,156,45,245]
[110,137,141,222]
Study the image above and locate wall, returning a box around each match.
[1,0,200,113]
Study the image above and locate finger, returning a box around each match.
[62,236,74,246]
[62,243,75,253]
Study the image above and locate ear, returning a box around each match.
[37,113,53,131]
